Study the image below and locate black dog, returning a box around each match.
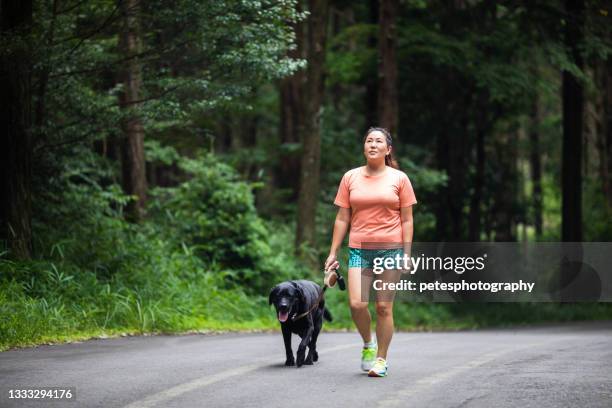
[269,280,332,367]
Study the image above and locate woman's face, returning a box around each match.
[363,130,391,162]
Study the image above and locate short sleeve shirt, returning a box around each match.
[334,166,417,248]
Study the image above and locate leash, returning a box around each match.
[291,268,345,322]
[291,286,327,321]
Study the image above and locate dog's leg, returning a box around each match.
[297,316,314,367]
[308,312,323,363]
[281,324,295,366]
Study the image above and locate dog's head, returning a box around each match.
[268,281,305,323]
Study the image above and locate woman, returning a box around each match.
[324,127,416,378]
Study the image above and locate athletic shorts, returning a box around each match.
[348,247,404,269]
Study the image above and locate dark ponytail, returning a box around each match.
[364,127,399,169]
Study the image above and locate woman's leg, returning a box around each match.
[374,301,394,358]
[374,269,401,359]
[348,267,374,343]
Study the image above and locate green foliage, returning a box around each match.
[148,152,302,292]
[583,178,612,241]
[137,0,306,121]
[27,0,306,155]
[541,175,562,241]
[326,23,377,85]
[1,146,299,350]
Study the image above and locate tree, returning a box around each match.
[561,0,585,241]
[365,0,378,128]
[296,0,329,262]
[118,0,147,221]
[604,57,612,207]
[376,0,398,135]
[529,94,543,239]
[468,106,486,241]
[0,0,33,259]
[492,130,519,241]
[279,3,306,202]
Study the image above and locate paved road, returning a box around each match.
[1,321,611,408]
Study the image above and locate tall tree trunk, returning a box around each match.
[33,0,59,147]
[603,57,612,207]
[296,0,328,263]
[529,95,543,239]
[492,131,518,241]
[434,129,449,239]
[434,91,469,241]
[434,2,473,241]
[561,0,584,241]
[118,0,147,221]
[584,66,604,179]
[0,0,33,259]
[449,109,469,240]
[278,4,305,201]
[364,0,378,128]
[377,0,398,136]
[329,6,342,111]
[468,124,485,241]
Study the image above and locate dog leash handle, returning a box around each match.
[332,267,346,291]
[335,268,346,291]
[324,264,346,291]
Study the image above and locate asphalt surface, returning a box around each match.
[1,321,611,408]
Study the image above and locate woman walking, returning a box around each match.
[324,127,416,377]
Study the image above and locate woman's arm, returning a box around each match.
[324,207,351,271]
[400,206,414,272]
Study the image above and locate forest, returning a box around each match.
[1,0,611,351]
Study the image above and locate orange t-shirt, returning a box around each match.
[333,166,417,249]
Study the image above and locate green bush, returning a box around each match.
[148,153,302,292]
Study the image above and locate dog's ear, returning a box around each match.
[269,286,280,305]
[297,286,306,303]
[291,281,306,303]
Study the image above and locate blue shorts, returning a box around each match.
[348,247,404,269]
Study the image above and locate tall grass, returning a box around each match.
[0,248,279,351]
[3,249,611,352]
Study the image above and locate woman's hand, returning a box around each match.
[325,207,350,275]
[324,253,340,288]
[324,253,339,273]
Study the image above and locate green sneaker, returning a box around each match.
[368,357,388,377]
[361,342,377,371]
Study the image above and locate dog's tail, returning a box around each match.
[319,286,332,321]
